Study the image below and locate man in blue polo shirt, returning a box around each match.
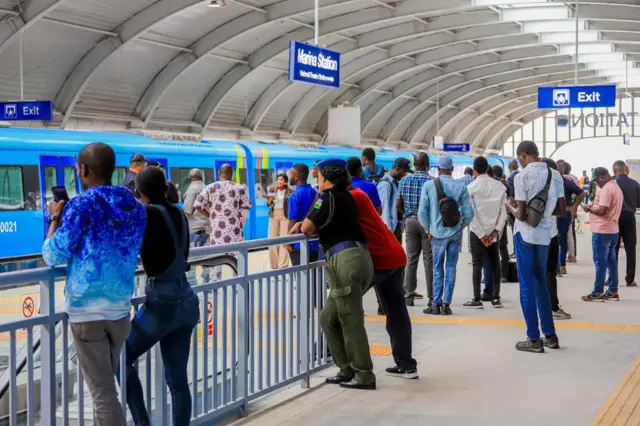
[288,163,320,265]
[346,157,382,214]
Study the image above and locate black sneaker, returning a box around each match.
[542,334,560,349]
[423,305,441,315]
[405,297,415,307]
[491,299,503,308]
[463,300,483,309]
[440,303,453,316]
[604,291,620,301]
[385,366,419,379]
[427,298,433,308]
[628,282,638,287]
[515,339,544,353]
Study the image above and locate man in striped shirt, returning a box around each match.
[398,152,433,307]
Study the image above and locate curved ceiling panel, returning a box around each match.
[0,0,638,151]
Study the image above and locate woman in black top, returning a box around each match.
[294,158,376,390]
[117,167,200,426]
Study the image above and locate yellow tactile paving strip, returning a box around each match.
[593,357,640,426]
[369,344,392,356]
[366,314,640,333]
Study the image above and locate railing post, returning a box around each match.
[153,344,167,424]
[39,273,57,425]
[299,239,310,389]
[237,248,249,416]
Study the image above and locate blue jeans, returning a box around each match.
[557,213,572,267]
[514,233,556,341]
[431,231,462,306]
[592,233,619,294]
[116,282,200,426]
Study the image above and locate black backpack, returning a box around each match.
[364,163,386,185]
[434,178,461,227]
[525,167,552,228]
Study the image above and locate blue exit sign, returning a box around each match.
[0,100,53,121]
[538,85,616,109]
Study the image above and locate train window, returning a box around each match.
[0,166,24,211]
[111,167,127,186]
[63,166,78,198]
[44,166,57,204]
[176,168,193,200]
[254,169,275,199]
[204,168,214,184]
[237,168,248,188]
[22,166,40,210]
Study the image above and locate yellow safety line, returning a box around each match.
[592,357,640,425]
[365,314,640,334]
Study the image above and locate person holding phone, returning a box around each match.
[42,143,146,426]
[266,173,293,269]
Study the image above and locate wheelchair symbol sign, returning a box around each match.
[552,89,570,107]
[4,104,16,119]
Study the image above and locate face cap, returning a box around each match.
[438,156,454,170]
[393,157,413,173]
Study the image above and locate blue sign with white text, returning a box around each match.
[538,85,616,109]
[288,41,340,89]
[0,100,52,121]
[444,143,470,153]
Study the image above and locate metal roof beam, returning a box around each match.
[55,0,205,127]
[0,0,62,58]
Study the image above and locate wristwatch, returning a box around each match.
[48,215,60,225]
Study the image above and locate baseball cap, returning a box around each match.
[130,153,146,163]
[592,167,609,179]
[438,156,454,170]
[393,157,413,173]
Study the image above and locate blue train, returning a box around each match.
[0,128,506,260]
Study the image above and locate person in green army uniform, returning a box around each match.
[290,158,376,390]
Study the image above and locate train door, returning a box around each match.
[39,155,79,230]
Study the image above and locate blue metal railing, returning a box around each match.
[0,236,330,425]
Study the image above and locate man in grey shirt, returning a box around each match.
[183,169,211,247]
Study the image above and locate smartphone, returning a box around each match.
[51,186,69,203]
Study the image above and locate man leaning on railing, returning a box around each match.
[42,142,146,426]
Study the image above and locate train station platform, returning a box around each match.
[226,230,640,426]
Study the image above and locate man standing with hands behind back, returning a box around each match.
[463,156,508,309]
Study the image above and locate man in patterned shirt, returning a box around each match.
[457,167,475,186]
[195,164,252,279]
[398,152,433,307]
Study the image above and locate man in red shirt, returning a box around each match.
[350,187,418,379]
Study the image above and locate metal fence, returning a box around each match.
[0,235,330,425]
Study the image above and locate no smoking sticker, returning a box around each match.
[22,296,34,318]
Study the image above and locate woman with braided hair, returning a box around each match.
[290,158,376,390]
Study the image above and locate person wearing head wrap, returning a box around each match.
[291,158,376,390]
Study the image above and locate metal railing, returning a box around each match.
[0,236,330,425]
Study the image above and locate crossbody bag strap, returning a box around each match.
[434,177,445,201]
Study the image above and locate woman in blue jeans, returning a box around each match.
[117,166,200,426]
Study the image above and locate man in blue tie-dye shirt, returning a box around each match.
[43,143,146,426]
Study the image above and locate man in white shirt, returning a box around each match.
[506,141,565,354]
[463,157,508,309]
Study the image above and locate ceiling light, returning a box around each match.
[208,0,226,7]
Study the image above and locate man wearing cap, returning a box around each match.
[124,153,146,192]
[292,158,376,390]
[582,167,624,302]
[418,156,474,316]
[378,158,412,243]
[505,141,564,353]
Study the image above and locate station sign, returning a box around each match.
[538,85,616,109]
[443,143,470,152]
[288,41,340,89]
[0,100,52,121]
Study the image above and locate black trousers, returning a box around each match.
[470,232,501,300]
[545,236,560,311]
[499,226,509,279]
[366,267,416,371]
[616,212,637,285]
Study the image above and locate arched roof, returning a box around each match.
[2,0,640,152]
